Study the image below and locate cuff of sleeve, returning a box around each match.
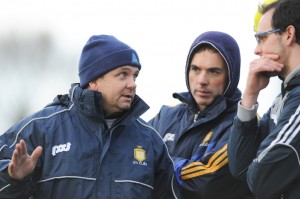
[174,158,189,185]
[237,100,258,122]
[0,159,11,171]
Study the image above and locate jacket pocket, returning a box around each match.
[113,179,154,199]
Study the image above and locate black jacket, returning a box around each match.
[229,67,300,199]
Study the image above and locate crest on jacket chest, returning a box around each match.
[133,145,148,166]
[199,130,213,147]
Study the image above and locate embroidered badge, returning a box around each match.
[199,130,214,147]
[203,130,213,143]
[134,145,146,162]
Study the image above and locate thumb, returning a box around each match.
[31,146,43,164]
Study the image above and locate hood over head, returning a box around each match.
[185,31,241,98]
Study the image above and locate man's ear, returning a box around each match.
[88,80,97,90]
[285,25,296,46]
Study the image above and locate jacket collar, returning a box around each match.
[283,66,300,88]
[69,83,149,123]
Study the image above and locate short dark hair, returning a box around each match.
[188,43,222,69]
[263,0,300,44]
[262,1,278,14]
[194,43,219,54]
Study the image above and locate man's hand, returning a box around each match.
[8,139,43,180]
[242,54,284,108]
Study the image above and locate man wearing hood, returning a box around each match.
[149,31,253,198]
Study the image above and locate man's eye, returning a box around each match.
[119,72,127,77]
[211,70,219,75]
[191,67,199,72]
[257,35,267,43]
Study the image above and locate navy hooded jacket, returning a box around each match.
[149,31,253,199]
[0,84,178,199]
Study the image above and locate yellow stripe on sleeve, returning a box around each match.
[181,144,228,180]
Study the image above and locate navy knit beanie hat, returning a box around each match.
[78,35,141,88]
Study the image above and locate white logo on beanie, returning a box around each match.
[131,52,139,65]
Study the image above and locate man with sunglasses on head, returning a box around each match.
[228,0,300,198]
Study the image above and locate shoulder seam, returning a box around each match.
[9,104,74,149]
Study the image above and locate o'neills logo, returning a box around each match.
[52,142,71,156]
[133,145,147,166]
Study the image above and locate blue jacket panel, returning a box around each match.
[0,84,177,199]
[149,91,253,199]
[228,68,300,199]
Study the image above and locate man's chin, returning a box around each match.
[195,99,212,108]
[119,103,132,111]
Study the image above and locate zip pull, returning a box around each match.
[102,128,109,146]
[194,111,200,122]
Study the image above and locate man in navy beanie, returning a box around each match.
[0,34,178,199]
[78,35,141,88]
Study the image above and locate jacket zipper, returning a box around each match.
[194,111,200,122]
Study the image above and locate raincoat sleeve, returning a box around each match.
[173,126,245,198]
[228,117,263,179]
[246,95,300,198]
[0,121,42,198]
[229,92,300,198]
[228,101,265,179]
